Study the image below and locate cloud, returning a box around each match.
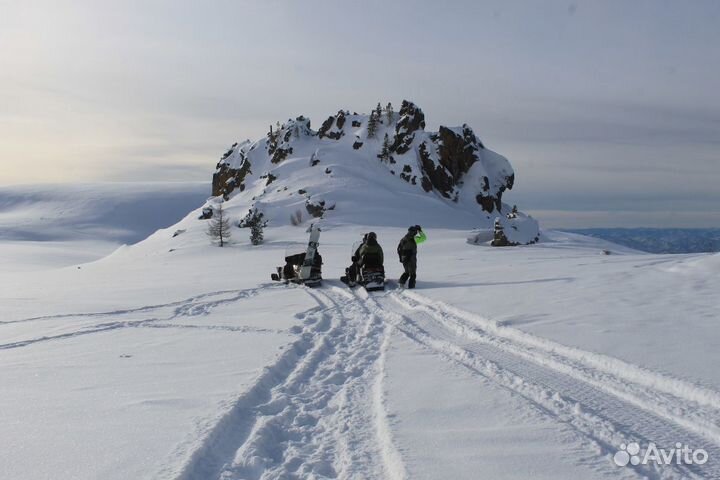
[1,0,718,227]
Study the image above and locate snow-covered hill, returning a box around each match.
[206,100,539,245]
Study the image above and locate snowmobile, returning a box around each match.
[271,224,322,287]
[340,239,385,291]
[358,265,385,292]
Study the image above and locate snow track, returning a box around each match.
[359,289,720,480]
[175,286,406,480]
[0,287,282,351]
[168,282,719,479]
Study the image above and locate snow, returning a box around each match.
[219,141,253,170]
[1,183,719,479]
[1,319,295,480]
[384,334,629,479]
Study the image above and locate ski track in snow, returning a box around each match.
[1,285,278,326]
[0,286,285,350]
[166,282,720,480]
[16,278,719,479]
[353,288,720,480]
[172,285,405,480]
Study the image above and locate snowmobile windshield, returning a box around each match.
[351,241,364,256]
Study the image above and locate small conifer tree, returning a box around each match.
[207,204,231,247]
[378,133,391,162]
[375,102,383,121]
[240,207,268,245]
[367,111,378,138]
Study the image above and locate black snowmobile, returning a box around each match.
[340,235,385,291]
[271,224,322,287]
[358,265,385,292]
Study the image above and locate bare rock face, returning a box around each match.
[305,199,335,218]
[399,164,418,185]
[268,116,312,164]
[385,102,513,213]
[389,100,426,154]
[212,117,314,198]
[416,124,513,211]
[437,125,483,181]
[318,110,346,140]
[212,141,253,198]
[476,194,497,213]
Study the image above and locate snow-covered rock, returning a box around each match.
[209,100,539,245]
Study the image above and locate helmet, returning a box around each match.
[367,232,377,241]
[408,226,418,233]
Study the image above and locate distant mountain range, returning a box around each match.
[565,228,720,254]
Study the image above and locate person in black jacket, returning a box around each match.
[359,232,384,270]
[397,225,426,288]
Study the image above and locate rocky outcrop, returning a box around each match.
[209,99,535,243]
[389,100,426,154]
[399,164,418,185]
[414,124,513,211]
[213,101,513,212]
[437,125,483,182]
[211,116,313,198]
[212,141,253,198]
[492,214,540,246]
[492,218,512,246]
[268,116,312,164]
[318,110,346,140]
[198,207,214,220]
[385,103,513,213]
[418,141,452,197]
[305,199,335,218]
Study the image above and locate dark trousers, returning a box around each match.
[399,256,417,287]
[347,263,359,282]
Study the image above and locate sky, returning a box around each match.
[1,0,719,228]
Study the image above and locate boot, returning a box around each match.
[399,273,408,286]
[408,275,416,289]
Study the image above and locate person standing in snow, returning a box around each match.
[397,225,426,289]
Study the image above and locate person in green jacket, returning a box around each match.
[397,225,426,288]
